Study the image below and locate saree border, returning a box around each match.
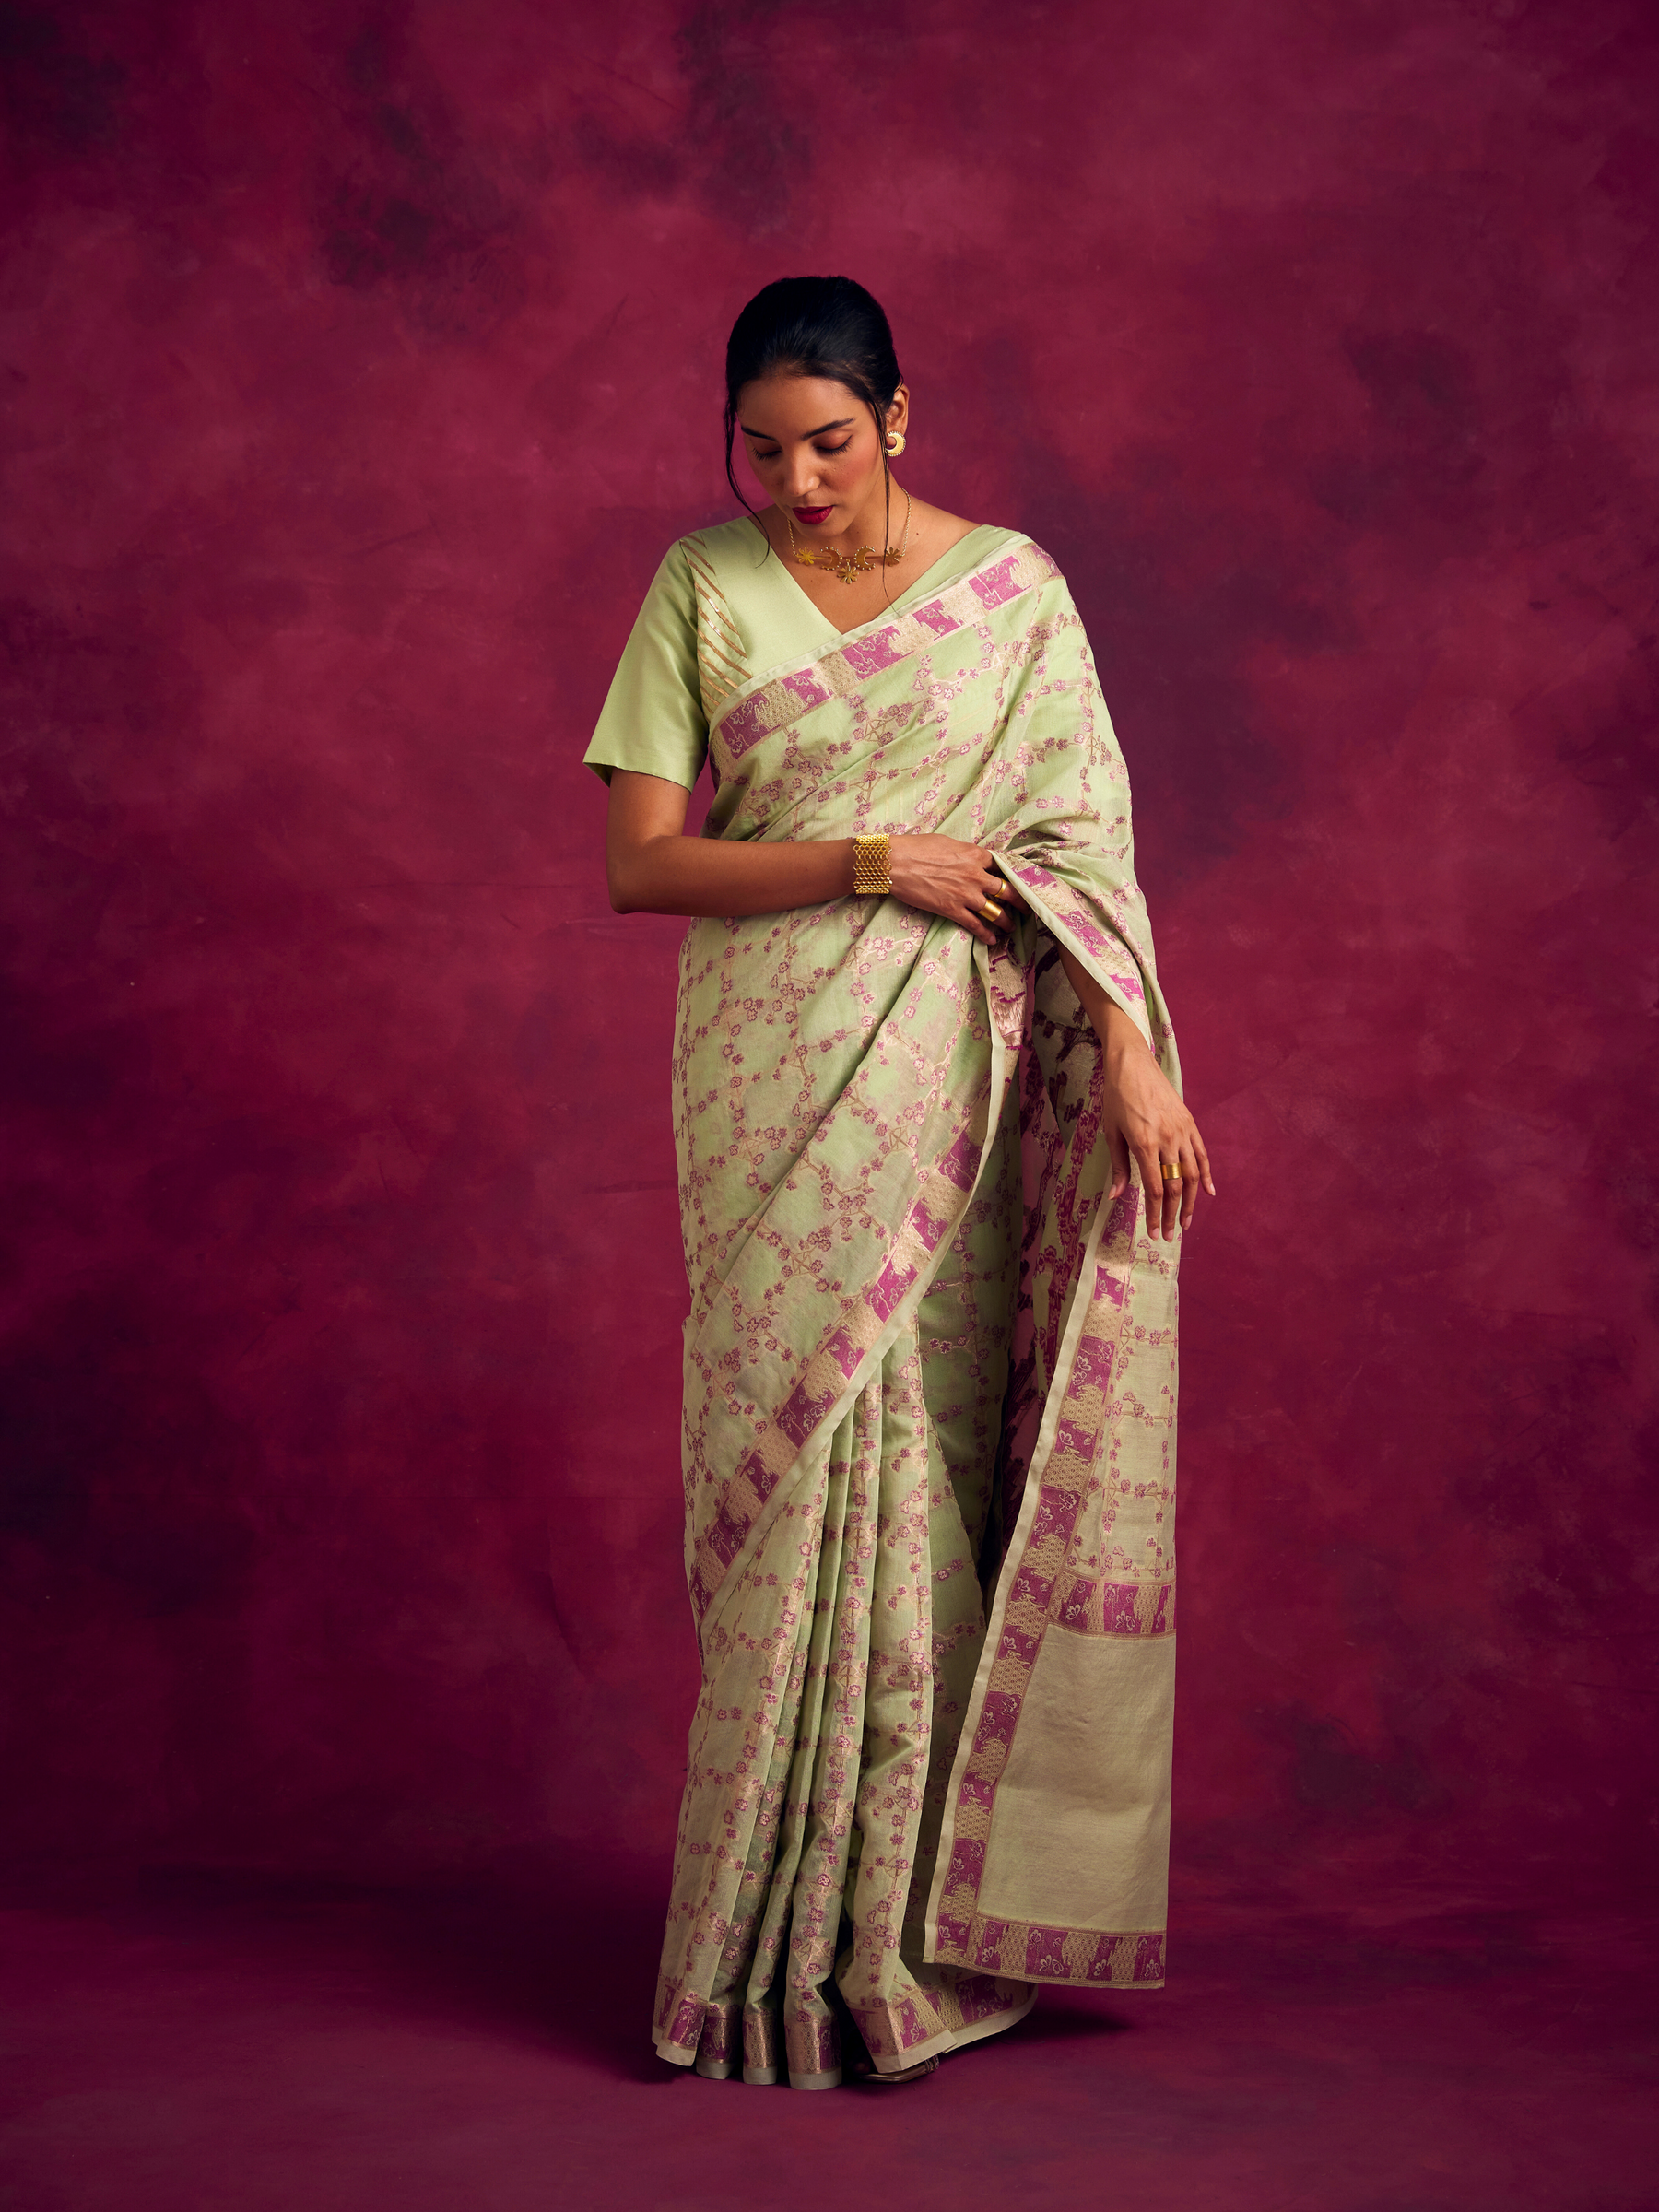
[923,1001,1176,1991]
[709,539,1062,771]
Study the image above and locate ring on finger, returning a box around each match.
[980,898,1004,922]
[1159,1161,1182,1182]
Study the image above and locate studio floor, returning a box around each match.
[2,1868,1653,2212]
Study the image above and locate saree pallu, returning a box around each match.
[654,538,1181,2086]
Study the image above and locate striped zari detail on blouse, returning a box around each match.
[683,534,751,715]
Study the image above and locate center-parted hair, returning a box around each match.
[723,276,902,521]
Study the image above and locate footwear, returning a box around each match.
[849,2053,939,2086]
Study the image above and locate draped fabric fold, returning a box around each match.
[646,535,1181,2084]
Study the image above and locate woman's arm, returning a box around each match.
[1057,948,1216,1241]
[605,770,1019,948]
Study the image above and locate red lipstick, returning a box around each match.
[793,505,833,526]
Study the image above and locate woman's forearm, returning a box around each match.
[1057,945,1148,1064]
[607,830,855,916]
[603,772,1022,946]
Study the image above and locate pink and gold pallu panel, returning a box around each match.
[925,862,1181,1994]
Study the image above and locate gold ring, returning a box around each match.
[1160,1162,1182,1182]
[981,899,1004,922]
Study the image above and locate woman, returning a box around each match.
[586,276,1212,2089]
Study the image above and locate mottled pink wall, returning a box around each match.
[2,0,1654,1907]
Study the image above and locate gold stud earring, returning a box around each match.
[885,431,907,457]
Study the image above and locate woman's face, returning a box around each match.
[736,372,907,536]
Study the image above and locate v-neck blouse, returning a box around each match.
[584,517,1023,792]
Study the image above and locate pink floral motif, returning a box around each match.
[719,693,768,759]
[825,1326,864,1380]
[736,1447,776,1500]
[937,1124,982,1192]
[1102,1583,1143,1633]
[912,597,958,638]
[946,1838,985,1890]
[1070,1334,1115,1392]
[707,1502,748,1566]
[935,1911,971,1953]
[971,556,1025,609]
[1012,860,1060,892]
[1026,1925,1068,1977]
[976,1919,1007,1970]
[782,667,832,712]
[955,1976,1006,2023]
[840,627,904,677]
[1029,1483,1083,1547]
[911,1200,951,1252]
[1133,1935,1166,1982]
[777,1377,841,1448]
[865,1255,917,1321]
[1053,1416,1098,1467]
[971,1690,1021,1756]
[1008,1563,1054,1609]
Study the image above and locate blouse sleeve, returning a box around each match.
[582,542,708,790]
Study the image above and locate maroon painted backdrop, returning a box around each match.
[3,0,1654,1915]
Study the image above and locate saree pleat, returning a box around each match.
[639,531,1182,2079]
[671,1288,1033,2088]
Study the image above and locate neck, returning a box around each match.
[773,478,909,558]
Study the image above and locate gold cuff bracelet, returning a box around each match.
[853,833,892,896]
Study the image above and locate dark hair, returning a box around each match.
[723,275,902,535]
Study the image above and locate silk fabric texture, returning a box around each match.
[586,522,1182,2087]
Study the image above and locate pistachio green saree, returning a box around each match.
[587,519,1181,2088]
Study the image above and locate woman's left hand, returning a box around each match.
[1056,949,1215,1241]
[1097,1002,1214,1239]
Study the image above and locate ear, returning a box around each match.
[886,383,911,436]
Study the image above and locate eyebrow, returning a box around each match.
[739,417,856,441]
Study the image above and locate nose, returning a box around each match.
[779,449,822,500]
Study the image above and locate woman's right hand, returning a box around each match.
[888,835,1023,947]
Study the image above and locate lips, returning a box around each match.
[793,505,833,526]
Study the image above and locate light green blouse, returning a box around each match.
[584,516,1022,790]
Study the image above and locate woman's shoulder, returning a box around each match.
[920,513,1039,562]
[670,514,773,571]
[952,520,1030,555]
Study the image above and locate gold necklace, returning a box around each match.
[784,490,914,585]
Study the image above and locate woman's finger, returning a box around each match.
[985,865,1030,912]
[973,872,1016,925]
[1160,1139,1182,1239]
[1135,1145,1165,1238]
[1190,1122,1216,1197]
[1106,1122,1131,1200]
[1176,1134,1201,1232]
